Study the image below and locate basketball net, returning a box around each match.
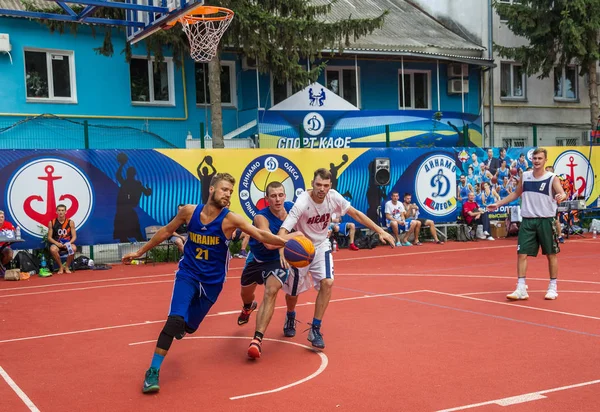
[175,6,234,63]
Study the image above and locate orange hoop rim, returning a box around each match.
[167,6,234,26]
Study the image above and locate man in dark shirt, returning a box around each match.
[484,148,500,176]
[169,204,188,253]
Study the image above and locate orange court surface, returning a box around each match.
[1,236,599,411]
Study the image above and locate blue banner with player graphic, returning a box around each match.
[0,147,595,249]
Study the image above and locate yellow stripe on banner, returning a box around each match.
[448,197,457,207]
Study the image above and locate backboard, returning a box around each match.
[126,0,203,44]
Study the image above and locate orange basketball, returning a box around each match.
[491,176,498,184]
[284,236,315,268]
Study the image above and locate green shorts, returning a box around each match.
[517,217,560,257]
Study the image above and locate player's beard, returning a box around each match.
[210,192,229,209]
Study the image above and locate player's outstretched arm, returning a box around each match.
[122,205,193,264]
[255,216,303,250]
[487,176,523,212]
[346,207,396,247]
[228,213,287,248]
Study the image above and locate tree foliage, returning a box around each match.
[494,0,600,77]
[494,0,600,125]
[218,0,387,88]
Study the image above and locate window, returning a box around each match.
[129,57,175,105]
[271,70,306,106]
[195,61,236,106]
[556,137,579,146]
[500,62,525,99]
[325,67,360,107]
[398,70,430,109]
[554,66,578,101]
[24,49,76,103]
[502,138,526,148]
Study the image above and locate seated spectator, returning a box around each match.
[47,204,78,274]
[384,192,416,246]
[169,204,188,253]
[0,247,13,278]
[329,213,359,251]
[402,193,444,245]
[0,210,16,251]
[462,192,494,241]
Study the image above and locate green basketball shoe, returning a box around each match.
[142,367,160,393]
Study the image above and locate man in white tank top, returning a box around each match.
[487,148,566,301]
[279,168,396,349]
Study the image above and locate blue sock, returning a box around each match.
[287,311,296,318]
[151,353,165,370]
[312,318,322,328]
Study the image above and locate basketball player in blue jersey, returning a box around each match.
[487,148,566,301]
[237,181,302,359]
[122,173,288,393]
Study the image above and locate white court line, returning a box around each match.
[437,378,600,411]
[0,273,176,292]
[0,366,40,412]
[3,238,595,294]
[0,291,421,344]
[463,290,600,296]
[0,280,176,298]
[340,273,600,286]
[0,243,517,294]
[426,290,600,321]
[129,335,328,400]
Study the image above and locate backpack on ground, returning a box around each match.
[354,232,380,249]
[456,224,474,242]
[13,251,39,273]
[73,255,91,270]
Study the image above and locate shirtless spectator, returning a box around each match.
[402,193,444,245]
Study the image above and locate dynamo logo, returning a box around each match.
[238,155,305,219]
[303,112,325,136]
[415,154,457,217]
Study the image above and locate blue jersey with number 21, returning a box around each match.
[177,204,231,284]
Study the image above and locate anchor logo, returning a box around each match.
[565,156,587,198]
[7,158,93,238]
[554,151,594,201]
[23,165,79,227]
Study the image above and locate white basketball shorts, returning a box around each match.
[282,241,334,296]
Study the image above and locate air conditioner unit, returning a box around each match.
[242,55,257,71]
[448,79,469,94]
[447,63,468,78]
[0,33,12,64]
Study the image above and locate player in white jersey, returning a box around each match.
[487,148,566,301]
[278,168,396,349]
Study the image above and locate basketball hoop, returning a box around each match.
[167,6,234,63]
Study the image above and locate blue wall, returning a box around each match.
[0,17,482,148]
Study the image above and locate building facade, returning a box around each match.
[417,0,593,148]
[0,0,492,149]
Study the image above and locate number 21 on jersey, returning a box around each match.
[195,248,209,260]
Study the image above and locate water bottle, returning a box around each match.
[15,226,21,240]
[332,239,338,252]
[593,229,597,239]
[41,255,47,268]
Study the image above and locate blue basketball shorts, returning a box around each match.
[240,258,289,287]
[169,271,224,331]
